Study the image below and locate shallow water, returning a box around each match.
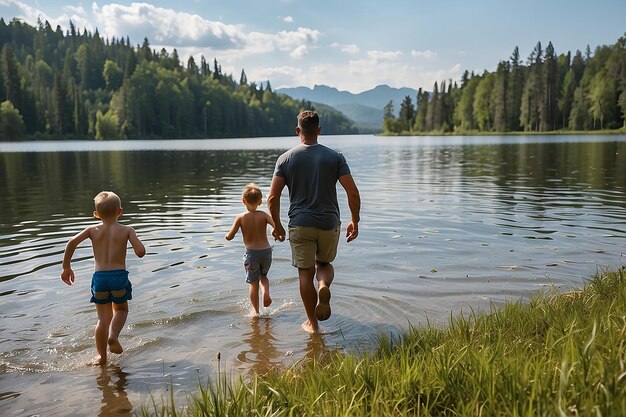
[1,134,625,416]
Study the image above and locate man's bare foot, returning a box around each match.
[302,320,319,334]
[315,286,331,321]
[263,292,272,308]
[91,355,107,366]
[108,338,124,354]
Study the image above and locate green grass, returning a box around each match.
[142,267,626,416]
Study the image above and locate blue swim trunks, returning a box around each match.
[90,270,133,304]
[243,248,272,283]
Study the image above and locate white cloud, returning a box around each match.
[289,44,308,58]
[331,42,359,54]
[64,5,86,15]
[0,0,93,33]
[246,26,320,58]
[91,3,319,58]
[367,50,403,61]
[92,2,246,48]
[411,49,437,59]
[283,15,293,23]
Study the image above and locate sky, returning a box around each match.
[1,0,625,93]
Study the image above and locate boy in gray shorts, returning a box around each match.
[225,183,275,315]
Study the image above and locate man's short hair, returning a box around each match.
[94,191,121,218]
[242,183,262,205]
[297,110,319,134]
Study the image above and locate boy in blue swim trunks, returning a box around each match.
[225,183,275,315]
[61,191,146,365]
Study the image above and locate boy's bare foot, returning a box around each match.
[263,293,272,308]
[315,286,331,321]
[302,320,319,334]
[108,338,124,354]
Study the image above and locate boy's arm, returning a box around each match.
[128,227,146,258]
[225,215,241,241]
[60,227,92,285]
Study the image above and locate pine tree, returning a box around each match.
[492,61,509,131]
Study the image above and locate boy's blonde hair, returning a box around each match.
[94,191,121,218]
[242,183,262,205]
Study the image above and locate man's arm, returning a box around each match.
[267,175,286,242]
[339,174,361,243]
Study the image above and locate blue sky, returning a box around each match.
[1,0,625,93]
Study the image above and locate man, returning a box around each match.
[267,110,361,334]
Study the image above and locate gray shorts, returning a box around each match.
[243,248,272,283]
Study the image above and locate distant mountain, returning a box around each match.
[334,103,383,132]
[277,84,418,111]
[276,84,417,131]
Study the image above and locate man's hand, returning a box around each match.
[346,221,359,243]
[61,267,75,286]
[272,223,286,242]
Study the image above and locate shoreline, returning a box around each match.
[377,128,626,137]
[142,267,626,416]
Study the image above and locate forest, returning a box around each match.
[384,34,626,135]
[0,18,357,141]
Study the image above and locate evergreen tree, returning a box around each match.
[492,61,509,131]
[507,46,523,130]
[2,44,22,112]
[399,95,415,132]
[542,42,558,130]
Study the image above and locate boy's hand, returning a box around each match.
[61,268,75,285]
[272,224,286,242]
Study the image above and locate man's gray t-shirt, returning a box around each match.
[274,143,351,229]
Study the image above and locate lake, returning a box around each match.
[1,134,625,416]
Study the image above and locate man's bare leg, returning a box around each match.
[315,262,334,321]
[298,266,319,333]
[108,301,128,354]
[95,303,113,365]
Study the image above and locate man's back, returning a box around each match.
[274,143,350,229]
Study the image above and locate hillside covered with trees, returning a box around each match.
[384,34,626,135]
[0,18,357,141]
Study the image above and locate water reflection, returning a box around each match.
[237,317,282,376]
[303,333,331,366]
[96,365,133,417]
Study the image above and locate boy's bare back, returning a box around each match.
[89,222,143,271]
[226,210,275,250]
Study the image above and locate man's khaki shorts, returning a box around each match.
[288,226,341,269]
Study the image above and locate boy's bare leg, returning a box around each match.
[298,266,319,333]
[95,303,113,365]
[260,276,272,307]
[249,281,260,315]
[315,262,334,321]
[108,301,128,354]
